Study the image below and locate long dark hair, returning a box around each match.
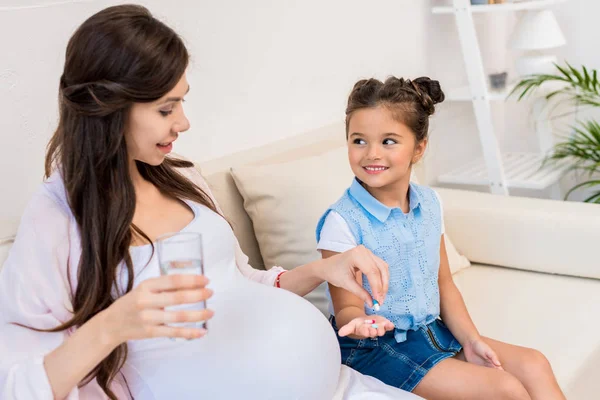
[43,5,218,398]
[345,76,445,142]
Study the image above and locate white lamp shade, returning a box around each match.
[510,10,566,50]
[515,53,558,76]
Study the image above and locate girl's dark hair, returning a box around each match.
[345,76,445,142]
[42,5,219,398]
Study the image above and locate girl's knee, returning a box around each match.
[528,348,550,365]
[495,373,531,400]
[522,348,553,378]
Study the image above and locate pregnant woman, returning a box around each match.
[0,5,420,399]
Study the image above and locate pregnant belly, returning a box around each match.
[123,269,341,400]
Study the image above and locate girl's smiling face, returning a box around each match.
[347,105,426,190]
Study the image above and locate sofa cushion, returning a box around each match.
[200,123,347,271]
[203,169,266,270]
[453,264,600,398]
[231,146,470,313]
[435,187,600,280]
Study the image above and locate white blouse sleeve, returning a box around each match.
[180,166,285,286]
[0,192,123,399]
[317,211,358,254]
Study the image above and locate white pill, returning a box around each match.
[373,301,380,311]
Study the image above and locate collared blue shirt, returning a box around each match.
[316,178,443,343]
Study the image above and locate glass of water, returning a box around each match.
[157,231,207,330]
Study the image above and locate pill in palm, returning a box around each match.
[371,324,379,329]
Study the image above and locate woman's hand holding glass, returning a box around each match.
[103,274,214,344]
[104,232,213,344]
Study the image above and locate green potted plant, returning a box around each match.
[510,63,600,203]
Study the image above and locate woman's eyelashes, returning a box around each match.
[158,99,185,117]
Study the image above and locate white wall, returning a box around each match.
[555,0,600,69]
[1,0,596,228]
[0,0,429,226]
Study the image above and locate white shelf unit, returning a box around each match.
[438,152,569,190]
[432,0,568,197]
[433,0,567,14]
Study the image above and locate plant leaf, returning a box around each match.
[583,190,600,203]
[564,179,600,201]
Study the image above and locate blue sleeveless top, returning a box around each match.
[316,178,442,342]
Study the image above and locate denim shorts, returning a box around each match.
[330,316,462,392]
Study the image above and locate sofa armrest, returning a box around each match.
[434,187,600,280]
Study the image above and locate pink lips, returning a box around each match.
[157,142,173,154]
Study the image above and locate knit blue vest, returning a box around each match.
[317,179,442,342]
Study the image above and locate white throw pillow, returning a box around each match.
[231,146,470,313]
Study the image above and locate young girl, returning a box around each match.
[316,76,566,400]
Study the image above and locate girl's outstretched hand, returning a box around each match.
[464,337,503,370]
[338,316,394,339]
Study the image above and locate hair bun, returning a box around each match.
[413,77,444,103]
[346,78,383,111]
[412,77,444,116]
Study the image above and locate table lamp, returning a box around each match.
[509,9,566,76]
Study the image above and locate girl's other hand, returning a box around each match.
[464,337,504,370]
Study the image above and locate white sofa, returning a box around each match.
[2,123,599,399]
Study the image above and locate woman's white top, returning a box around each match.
[0,166,421,399]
